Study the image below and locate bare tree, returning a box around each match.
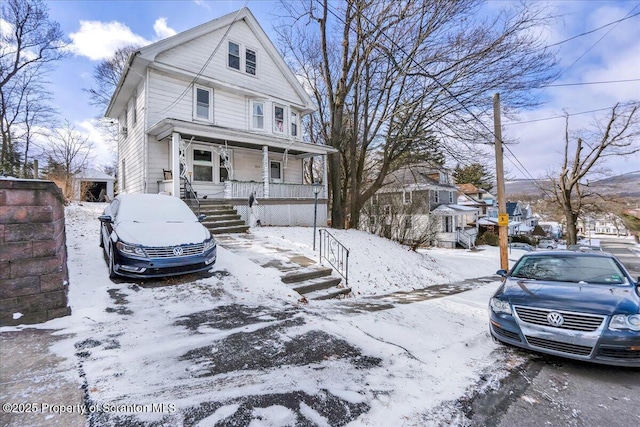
[549,102,640,245]
[277,0,558,229]
[0,0,65,174]
[85,45,139,112]
[44,120,95,198]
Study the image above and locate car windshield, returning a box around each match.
[116,195,198,223]
[510,255,627,285]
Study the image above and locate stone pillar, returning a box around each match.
[0,179,71,326]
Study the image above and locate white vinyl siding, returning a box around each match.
[147,70,193,126]
[153,20,303,105]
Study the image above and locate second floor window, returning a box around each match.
[251,101,264,129]
[274,105,285,133]
[449,191,454,203]
[291,111,298,137]
[434,190,440,203]
[195,87,212,121]
[403,190,411,204]
[228,41,240,70]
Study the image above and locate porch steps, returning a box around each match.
[192,201,249,235]
[281,266,351,300]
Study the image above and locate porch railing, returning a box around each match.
[182,177,200,216]
[319,229,349,287]
[225,180,321,199]
[456,227,478,249]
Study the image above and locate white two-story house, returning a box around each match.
[105,7,335,226]
[361,164,479,249]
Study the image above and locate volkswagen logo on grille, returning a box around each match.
[547,312,564,327]
[173,246,184,256]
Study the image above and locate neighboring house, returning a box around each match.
[361,164,479,249]
[105,8,336,226]
[456,183,495,217]
[578,214,627,237]
[72,168,115,201]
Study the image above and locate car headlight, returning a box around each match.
[203,238,217,252]
[609,314,640,331]
[490,298,512,315]
[116,241,147,257]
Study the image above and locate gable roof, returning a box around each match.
[379,163,456,193]
[106,7,315,118]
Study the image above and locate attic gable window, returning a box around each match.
[228,41,240,70]
[246,48,257,75]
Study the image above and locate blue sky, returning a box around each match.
[41,0,640,178]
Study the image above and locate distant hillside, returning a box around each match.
[496,171,640,199]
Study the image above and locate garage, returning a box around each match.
[73,168,115,202]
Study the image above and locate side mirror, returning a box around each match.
[98,215,112,223]
[496,269,508,278]
[198,214,207,222]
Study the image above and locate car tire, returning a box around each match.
[547,246,554,249]
[108,245,117,280]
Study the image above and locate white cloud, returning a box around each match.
[153,18,177,39]
[67,20,150,61]
[77,119,117,168]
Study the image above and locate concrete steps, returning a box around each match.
[281,266,351,301]
[190,200,249,235]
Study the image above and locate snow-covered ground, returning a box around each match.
[3,202,534,426]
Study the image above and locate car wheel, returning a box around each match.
[108,245,117,280]
[99,230,104,248]
[547,246,554,249]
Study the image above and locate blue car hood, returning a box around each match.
[500,278,640,315]
[115,221,210,247]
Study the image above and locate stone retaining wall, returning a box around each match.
[0,179,70,326]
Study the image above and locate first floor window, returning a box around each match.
[444,216,453,233]
[193,149,213,181]
[252,101,264,129]
[274,105,284,133]
[404,216,412,229]
[270,160,282,182]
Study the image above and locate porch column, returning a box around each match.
[262,145,269,198]
[171,132,180,198]
[322,154,328,199]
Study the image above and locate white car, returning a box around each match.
[538,239,558,249]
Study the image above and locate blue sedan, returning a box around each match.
[489,251,640,367]
[99,194,217,279]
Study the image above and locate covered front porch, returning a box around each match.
[148,118,336,227]
[431,204,480,249]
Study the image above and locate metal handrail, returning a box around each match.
[318,229,349,287]
[181,176,200,216]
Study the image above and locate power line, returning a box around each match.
[553,3,640,82]
[321,2,549,190]
[542,78,640,88]
[503,106,617,126]
[543,10,640,50]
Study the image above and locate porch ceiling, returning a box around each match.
[147,118,337,157]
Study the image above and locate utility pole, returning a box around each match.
[493,93,508,270]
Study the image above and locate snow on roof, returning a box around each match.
[74,168,115,181]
